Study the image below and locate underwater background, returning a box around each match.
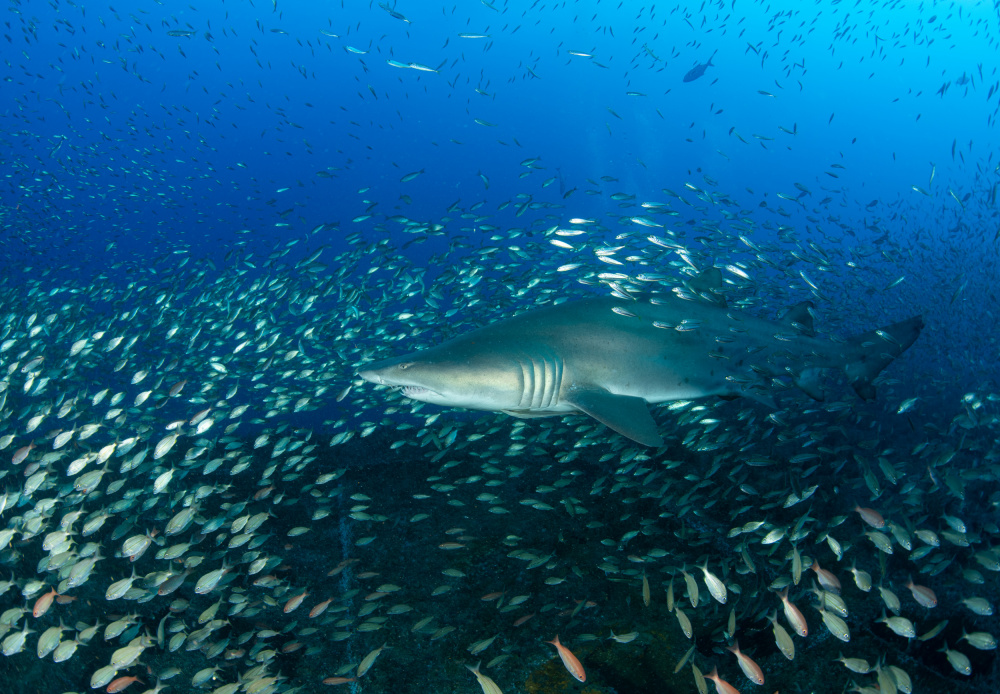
[2,0,1000,692]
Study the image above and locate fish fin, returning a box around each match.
[794,367,825,400]
[718,387,778,409]
[564,387,664,447]
[684,267,727,306]
[780,300,816,336]
[844,315,924,400]
[737,388,778,410]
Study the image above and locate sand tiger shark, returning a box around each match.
[359,270,923,446]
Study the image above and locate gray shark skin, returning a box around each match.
[359,282,923,447]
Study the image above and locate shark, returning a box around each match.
[358,271,923,447]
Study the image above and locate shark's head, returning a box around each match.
[358,344,524,412]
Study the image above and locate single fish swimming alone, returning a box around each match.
[359,270,923,446]
[683,50,717,82]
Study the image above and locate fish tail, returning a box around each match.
[844,315,924,399]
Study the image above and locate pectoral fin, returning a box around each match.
[794,367,825,400]
[564,387,664,447]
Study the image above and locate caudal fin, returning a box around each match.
[844,315,924,399]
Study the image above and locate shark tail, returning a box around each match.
[844,315,924,400]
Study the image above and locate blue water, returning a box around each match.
[2,1,999,692]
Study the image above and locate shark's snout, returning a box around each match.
[358,355,409,385]
[357,368,382,384]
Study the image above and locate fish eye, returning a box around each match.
[397,362,414,370]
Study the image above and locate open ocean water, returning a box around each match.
[2,0,1000,693]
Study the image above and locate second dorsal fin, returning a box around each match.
[780,301,816,337]
[684,267,727,307]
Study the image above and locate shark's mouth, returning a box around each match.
[401,386,433,397]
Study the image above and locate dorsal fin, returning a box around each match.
[780,301,816,337]
[684,267,727,307]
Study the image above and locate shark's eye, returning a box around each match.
[397,362,414,370]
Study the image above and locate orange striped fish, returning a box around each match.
[106,675,143,693]
[283,591,309,613]
[726,640,764,685]
[321,677,357,686]
[32,588,59,618]
[309,598,332,618]
[704,667,740,694]
[546,635,585,682]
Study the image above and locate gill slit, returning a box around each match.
[517,350,563,409]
